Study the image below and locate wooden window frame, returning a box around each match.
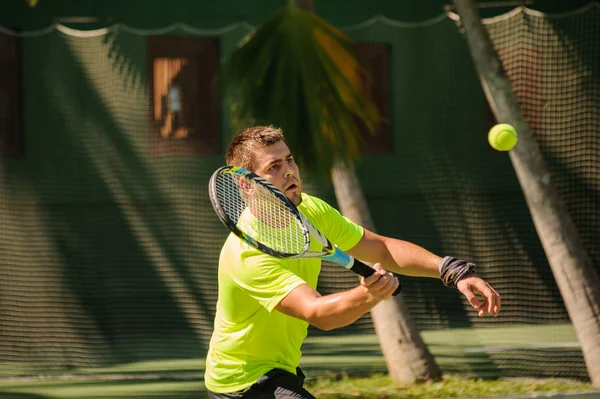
[147,36,220,156]
[0,32,22,157]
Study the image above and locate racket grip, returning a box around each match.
[350,259,402,296]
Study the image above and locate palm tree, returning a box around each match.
[223,2,441,382]
[453,0,600,386]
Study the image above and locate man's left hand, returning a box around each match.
[456,274,501,317]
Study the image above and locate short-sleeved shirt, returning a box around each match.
[204,193,364,393]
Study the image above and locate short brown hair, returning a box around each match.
[226,126,286,171]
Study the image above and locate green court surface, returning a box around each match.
[302,323,585,378]
[0,324,588,399]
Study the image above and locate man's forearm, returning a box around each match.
[306,286,380,331]
[347,230,442,278]
[381,238,442,278]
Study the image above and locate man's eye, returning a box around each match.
[269,164,279,171]
[287,157,295,164]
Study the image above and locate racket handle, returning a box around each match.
[350,259,402,296]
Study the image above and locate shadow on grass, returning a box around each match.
[0,394,54,399]
[0,378,208,399]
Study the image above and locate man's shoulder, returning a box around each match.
[220,234,283,269]
[298,193,333,215]
[221,233,263,258]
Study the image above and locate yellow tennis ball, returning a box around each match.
[488,123,518,151]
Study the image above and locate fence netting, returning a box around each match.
[0,4,598,380]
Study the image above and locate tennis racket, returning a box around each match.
[208,165,402,296]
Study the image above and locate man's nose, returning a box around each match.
[283,165,294,178]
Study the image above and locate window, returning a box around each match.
[147,36,220,156]
[0,32,22,157]
[354,42,392,155]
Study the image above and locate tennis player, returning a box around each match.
[205,126,501,398]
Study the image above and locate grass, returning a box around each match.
[306,374,598,399]
[0,373,596,399]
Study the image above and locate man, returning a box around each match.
[205,126,501,398]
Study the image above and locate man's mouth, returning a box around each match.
[285,183,297,192]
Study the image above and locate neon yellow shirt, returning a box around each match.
[204,193,364,393]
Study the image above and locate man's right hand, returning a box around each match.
[361,264,399,300]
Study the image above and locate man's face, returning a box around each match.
[253,140,302,206]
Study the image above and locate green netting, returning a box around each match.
[0,4,598,380]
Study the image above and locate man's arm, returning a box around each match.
[275,264,399,331]
[346,229,442,277]
[346,229,501,317]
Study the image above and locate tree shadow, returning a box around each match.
[48,31,218,364]
[0,29,222,374]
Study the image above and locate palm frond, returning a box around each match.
[223,5,380,176]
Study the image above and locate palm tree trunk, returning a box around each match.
[290,0,441,382]
[453,0,600,386]
[331,163,442,382]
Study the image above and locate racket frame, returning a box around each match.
[209,165,310,259]
[209,165,401,295]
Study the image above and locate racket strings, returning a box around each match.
[216,172,307,255]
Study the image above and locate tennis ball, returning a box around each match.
[488,123,518,151]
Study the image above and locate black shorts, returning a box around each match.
[207,367,316,399]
